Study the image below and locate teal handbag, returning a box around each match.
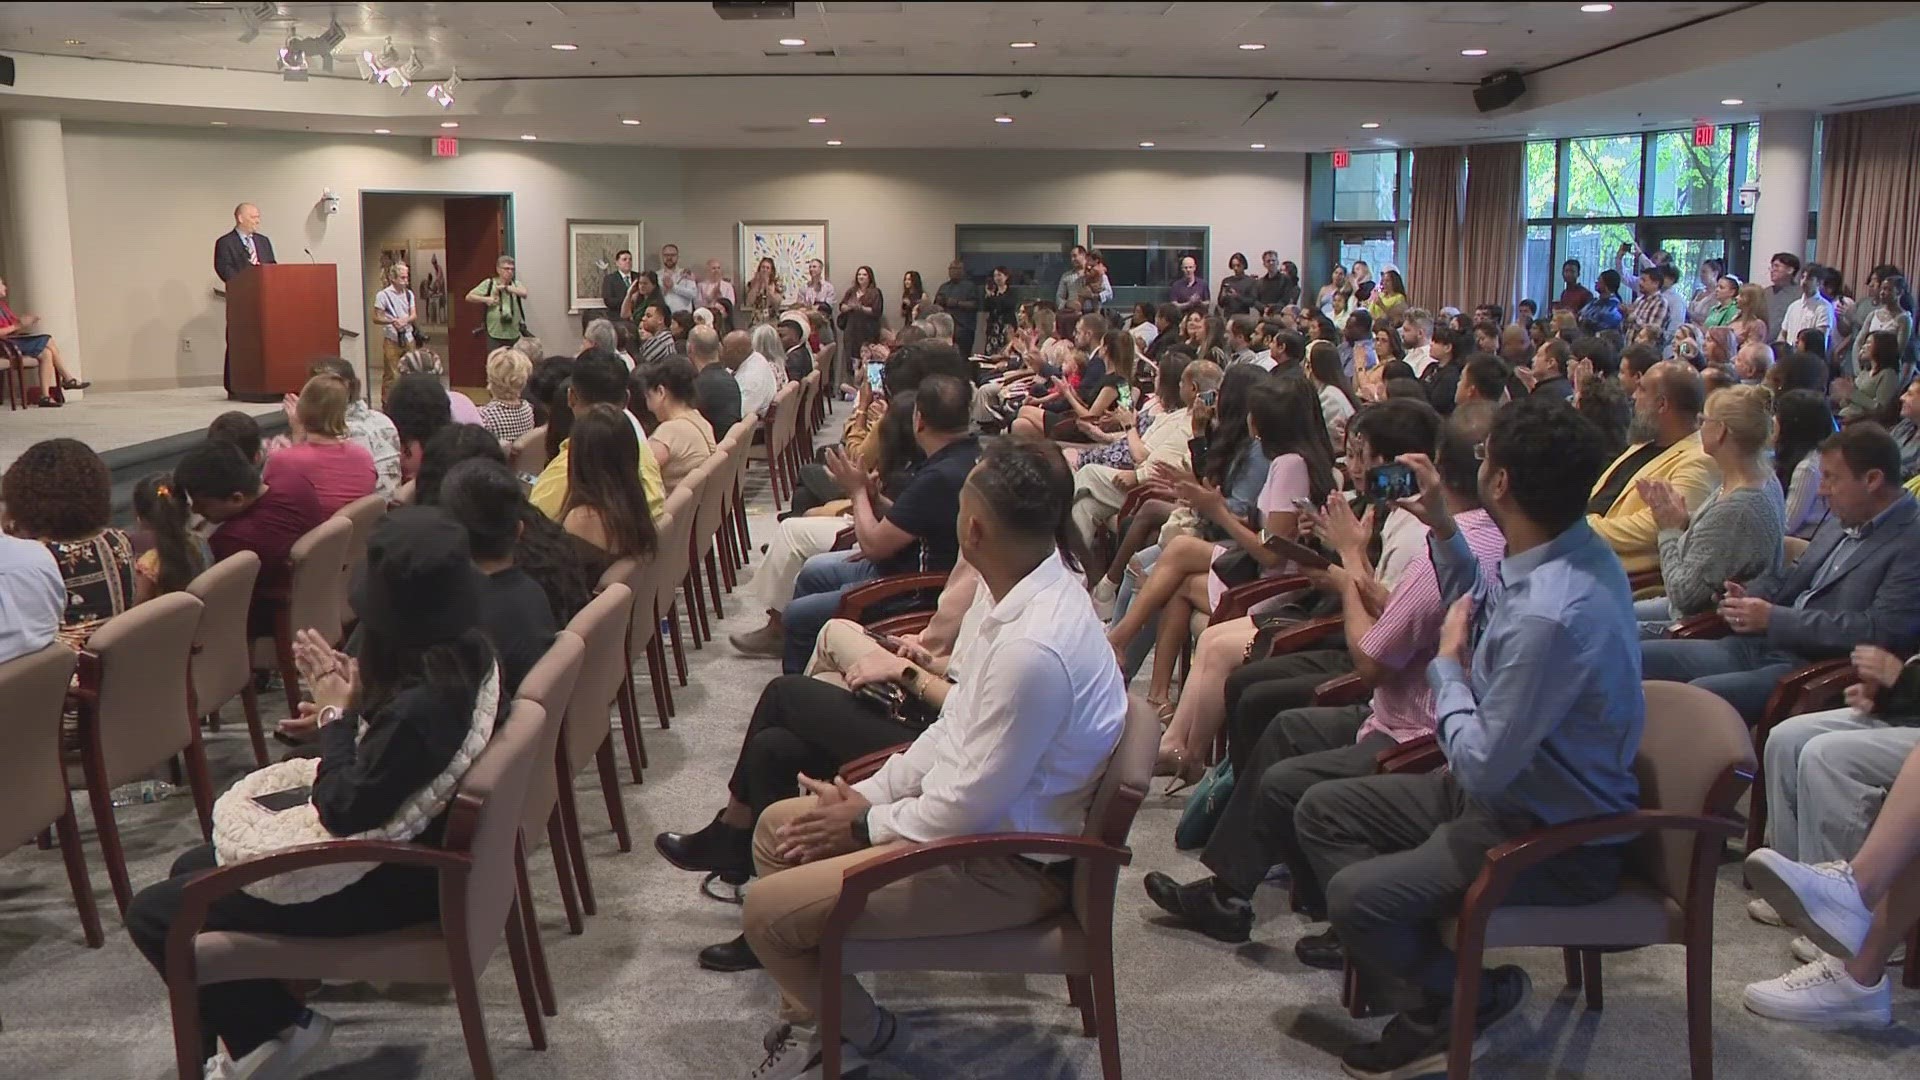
[1173,761,1235,851]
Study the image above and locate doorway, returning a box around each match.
[359,191,512,400]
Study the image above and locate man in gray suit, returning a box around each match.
[1642,423,1920,722]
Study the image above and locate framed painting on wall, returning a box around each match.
[738,220,829,301]
[409,239,450,331]
[568,219,643,314]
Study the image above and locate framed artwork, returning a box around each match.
[738,220,829,299]
[409,239,449,330]
[568,219,643,313]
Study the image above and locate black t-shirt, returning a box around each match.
[694,363,744,440]
[878,436,981,575]
[1588,441,1668,516]
[478,566,558,696]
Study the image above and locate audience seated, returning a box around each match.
[412,422,510,506]
[1070,358,1222,545]
[1775,388,1836,538]
[306,357,402,500]
[529,350,666,521]
[1587,360,1718,576]
[557,404,661,564]
[0,527,63,667]
[1642,424,1920,721]
[437,458,558,694]
[264,374,378,515]
[477,347,536,445]
[688,325,743,439]
[131,472,213,605]
[173,438,327,638]
[124,507,502,1080]
[206,410,266,469]
[1294,396,1639,1077]
[2,439,136,663]
[382,371,455,485]
[637,355,717,492]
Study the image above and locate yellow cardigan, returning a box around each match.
[1586,432,1719,576]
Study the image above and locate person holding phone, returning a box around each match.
[125,508,502,1080]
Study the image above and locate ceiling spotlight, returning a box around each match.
[1361,121,1381,129]
[1238,43,1267,51]
[1009,41,1037,48]
[1460,48,1489,56]
[621,118,641,126]
[281,17,344,76]
[994,115,1014,124]
[1580,2,1614,10]
[373,128,391,134]
[359,37,401,83]
[237,1,278,45]
[778,37,807,47]
[440,121,459,128]
[520,134,538,141]
[1721,97,1745,105]
[1138,141,1155,148]
[807,116,828,124]
[1250,142,1266,149]
[550,43,578,51]
[63,39,83,46]
[826,139,843,146]
[277,44,308,81]
[210,121,228,126]
[427,67,461,109]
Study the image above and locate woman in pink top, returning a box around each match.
[263,373,377,514]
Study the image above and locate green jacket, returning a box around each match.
[467,276,527,340]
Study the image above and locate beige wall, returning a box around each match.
[48,122,1302,390]
[358,193,445,350]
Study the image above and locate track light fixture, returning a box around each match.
[237,1,278,45]
[427,68,461,109]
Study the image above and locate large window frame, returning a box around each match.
[952,224,1079,305]
[1086,224,1210,307]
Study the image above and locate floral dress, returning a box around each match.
[45,529,135,748]
[1075,394,1159,471]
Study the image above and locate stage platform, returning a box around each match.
[0,387,288,525]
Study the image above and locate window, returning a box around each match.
[954,224,1077,301]
[1648,128,1732,216]
[1087,226,1208,298]
[1558,222,1637,287]
[1522,225,1553,313]
[1333,151,1399,221]
[1525,140,1557,220]
[1565,135,1642,218]
[1656,238,1726,300]
[1334,233,1398,283]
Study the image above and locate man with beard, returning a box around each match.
[1584,360,1717,576]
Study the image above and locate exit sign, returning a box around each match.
[432,136,460,158]
[1692,123,1716,148]
[1331,148,1351,169]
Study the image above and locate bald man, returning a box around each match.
[215,203,277,396]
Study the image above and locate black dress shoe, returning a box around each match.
[698,933,762,972]
[1294,929,1345,971]
[1142,872,1253,943]
[654,813,753,880]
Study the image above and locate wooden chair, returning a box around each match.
[162,698,555,1080]
[753,383,802,511]
[71,593,213,915]
[332,492,388,618]
[652,482,700,692]
[508,631,586,1012]
[254,516,354,719]
[184,552,267,767]
[0,338,37,410]
[0,644,104,966]
[690,449,736,626]
[726,416,761,568]
[551,583,637,920]
[815,695,1160,1080]
[714,424,750,583]
[594,558,650,782]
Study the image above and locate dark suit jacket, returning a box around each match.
[214,230,277,283]
[1748,495,1920,657]
[601,270,634,315]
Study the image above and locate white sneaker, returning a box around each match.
[1745,850,1873,960]
[1747,898,1785,926]
[1090,578,1119,622]
[216,1010,333,1080]
[1743,955,1892,1028]
[1792,934,1906,966]
[746,1022,869,1080]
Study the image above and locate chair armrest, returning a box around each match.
[836,833,1133,906]
[1117,485,1174,522]
[1374,733,1443,774]
[1312,672,1371,708]
[1212,576,1313,627]
[834,572,949,624]
[837,742,914,784]
[1627,568,1664,594]
[831,526,856,552]
[1667,612,1729,639]
[1756,659,1855,742]
[866,612,934,638]
[1252,612,1342,656]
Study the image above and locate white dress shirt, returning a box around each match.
[0,534,63,666]
[735,352,779,420]
[854,553,1127,850]
[1781,295,1835,353]
[1402,344,1433,377]
[660,267,700,314]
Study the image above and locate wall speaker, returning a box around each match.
[1474,70,1526,113]
[0,55,14,88]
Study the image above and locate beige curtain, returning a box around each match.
[1462,142,1525,316]
[1818,105,1920,291]
[1404,145,1465,312]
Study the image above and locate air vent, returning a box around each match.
[762,48,836,57]
[833,43,906,59]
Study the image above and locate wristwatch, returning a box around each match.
[851,808,872,848]
[316,705,344,729]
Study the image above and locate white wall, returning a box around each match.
[48,122,1302,390]
[358,193,445,348]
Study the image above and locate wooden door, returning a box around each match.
[445,195,506,386]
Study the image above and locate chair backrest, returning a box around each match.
[768,382,801,457]
[559,582,634,772]
[597,555,654,653]
[1632,681,1757,905]
[185,551,261,715]
[87,592,206,788]
[284,516,354,646]
[333,493,388,586]
[654,482,698,586]
[1069,694,1160,924]
[511,425,550,477]
[439,697,555,974]
[511,631,586,839]
[689,451,731,557]
[0,643,81,849]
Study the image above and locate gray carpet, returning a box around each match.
[4,403,1918,1078]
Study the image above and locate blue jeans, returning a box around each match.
[1111,545,1160,683]
[782,550,882,674]
[1639,635,1805,724]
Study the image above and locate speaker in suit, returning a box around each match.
[215,224,277,395]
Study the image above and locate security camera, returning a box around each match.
[320,188,341,216]
[1737,180,1760,213]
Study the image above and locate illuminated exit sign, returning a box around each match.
[1331,148,1351,169]
[1692,123,1716,147]
[432,137,460,158]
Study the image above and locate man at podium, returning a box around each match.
[215,203,277,395]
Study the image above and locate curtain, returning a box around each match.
[1462,142,1526,317]
[1404,145,1465,312]
[1818,105,1920,292]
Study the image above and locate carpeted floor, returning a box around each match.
[4,402,1918,1079]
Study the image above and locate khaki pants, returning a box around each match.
[1070,464,1132,544]
[747,515,850,613]
[741,795,1070,1036]
[804,618,890,688]
[379,338,406,404]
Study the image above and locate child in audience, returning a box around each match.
[131,472,212,604]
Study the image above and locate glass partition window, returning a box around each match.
[1088,226,1208,290]
[1522,225,1554,312]
[954,225,1077,299]
[1565,135,1643,219]
[1557,223,1637,286]
[1333,151,1399,221]
[1525,140,1557,220]
[1336,235,1399,281]
[1649,128,1732,216]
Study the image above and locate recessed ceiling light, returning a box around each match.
[373,128,391,135]
[994,115,1014,124]
[1580,3,1614,11]
[1009,41,1037,49]
[520,134,537,141]
[825,139,843,146]
[1721,97,1745,106]
[1250,142,1266,149]
[1361,121,1381,129]
[778,37,807,47]
[1138,141,1155,148]
[210,121,228,126]
[1461,48,1489,56]
[807,116,828,124]
[1238,43,1266,51]
[63,39,83,46]
[621,118,641,125]
[440,121,459,128]
[550,43,578,51]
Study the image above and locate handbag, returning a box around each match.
[1174,760,1234,851]
[1209,546,1262,589]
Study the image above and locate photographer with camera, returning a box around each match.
[465,254,530,355]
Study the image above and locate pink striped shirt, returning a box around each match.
[1355,508,1505,744]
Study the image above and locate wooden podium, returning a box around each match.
[227,263,339,402]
